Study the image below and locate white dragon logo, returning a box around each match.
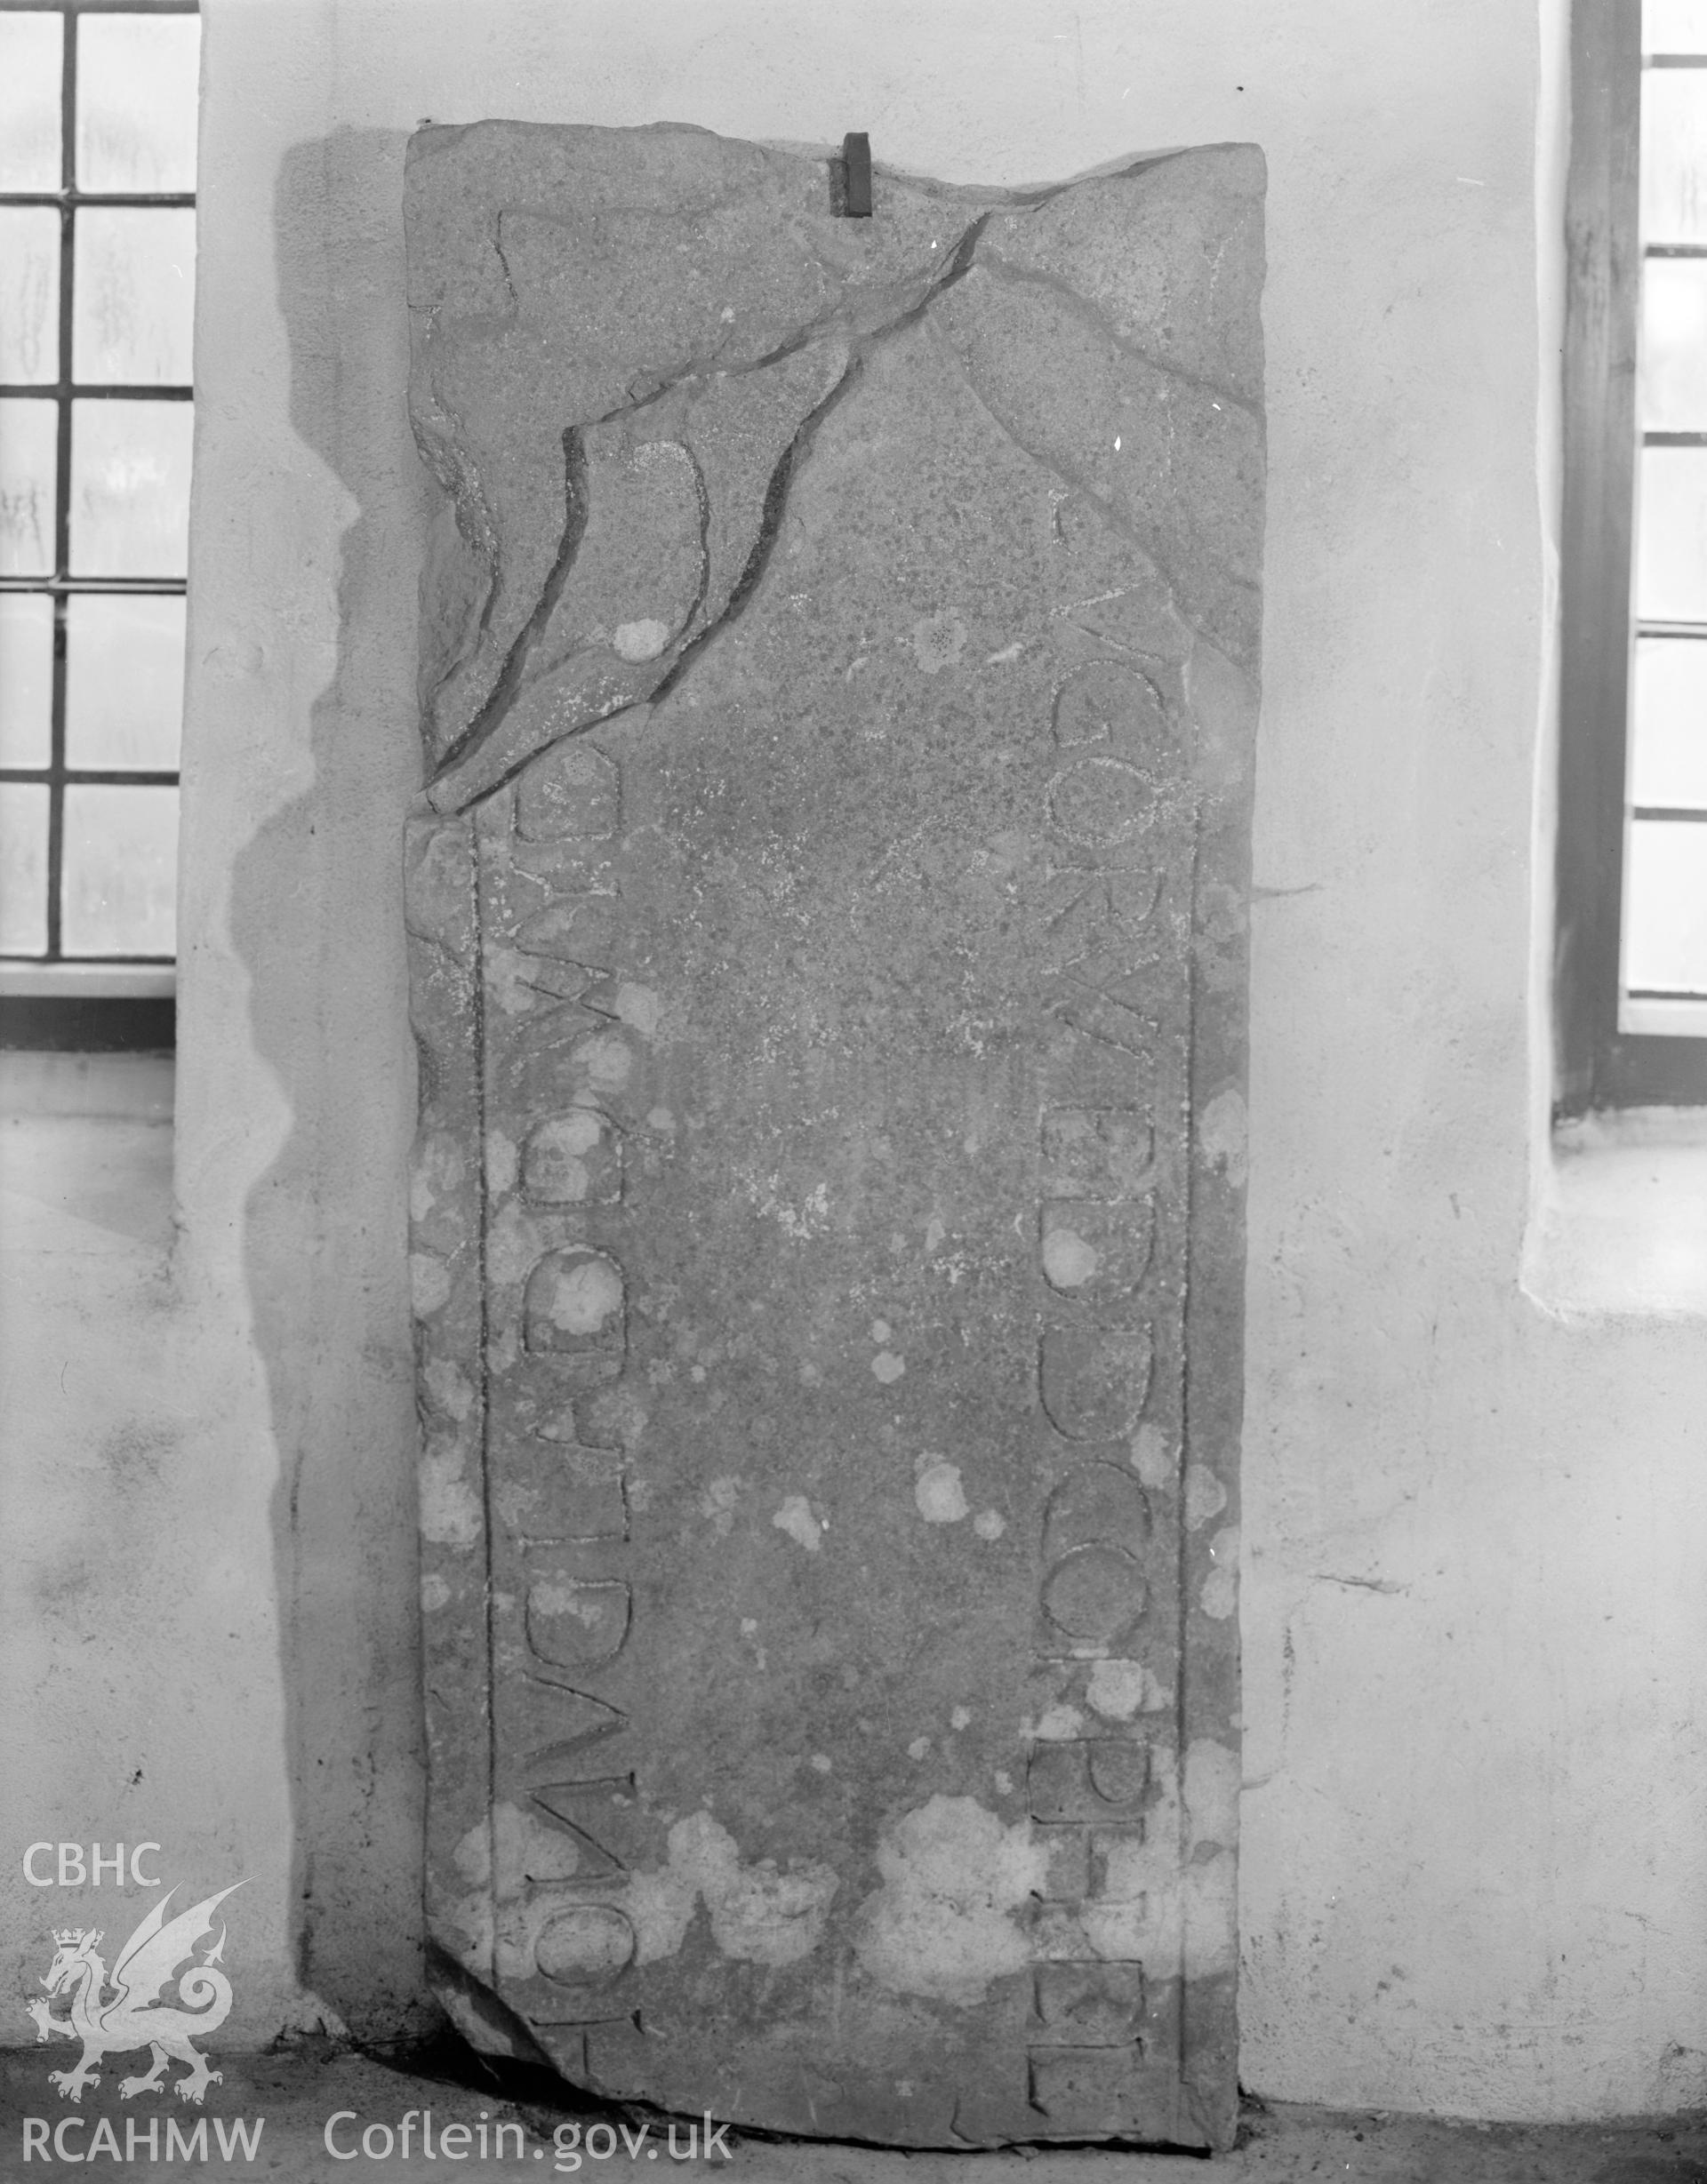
[26,1884,242,2107]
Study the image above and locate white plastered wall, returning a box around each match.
[4,0,1706,2121]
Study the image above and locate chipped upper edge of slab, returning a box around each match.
[404,126,1265,812]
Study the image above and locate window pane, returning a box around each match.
[1643,69,1707,244]
[0,14,62,193]
[1631,638,1707,807]
[0,398,57,577]
[1647,0,1707,52]
[66,594,184,770]
[69,398,192,577]
[1638,444,1707,620]
[74,209,196,387]
[76,14,200,196]
[60,782,177,956]
[0,781,49,955]
[1626,818,1707,990]
[0,594,54,768]
[1643,259,1707,428]
[0,209,61,386]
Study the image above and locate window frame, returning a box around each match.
[0,0,196,1051]
[1557,0,1707,1113]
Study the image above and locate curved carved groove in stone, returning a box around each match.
[1052,660,1174,750]
[523,1249,627,1361]
[426,208,1005,815]
[1038,1326,1155,1443]
[525,1578,631,1670]
[1040,1545,1148,1644]
[411,391,504,730]
[1041,1465,1152,1559]
[646,347,854,713]
[1027,1740,1151,1823]
[1040,1109,1158,1201]
[536,1904,637,1985]
[1039,1198,1156,1299]
[530,436,708,684]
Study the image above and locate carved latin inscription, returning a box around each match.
[407,122,1261,2149]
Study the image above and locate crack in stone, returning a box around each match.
[680,437,713,644]
[410,386,505,724]
[645,348,854,715]
[668,212,997,647]
[970,252,1262,422]
[575,224,992,438]
[405,927,468,981]
[928,303,1260,666]
[922,308,1207,649]
[437,188,1266,815]
[491,209,521,317]
[441,208,996,816]
[420,147,1258,802]
[433,428,590,785]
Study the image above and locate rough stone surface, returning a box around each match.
[405,122,1263,2151]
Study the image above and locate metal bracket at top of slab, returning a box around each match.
[842,132,872,217]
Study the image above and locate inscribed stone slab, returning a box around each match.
[404,121,1263,2150]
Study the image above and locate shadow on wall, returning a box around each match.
[227,127,437,2040]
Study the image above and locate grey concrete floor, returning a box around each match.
[3,2044,1706,2184]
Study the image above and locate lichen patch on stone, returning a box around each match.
[424,1356,475,1421]
[910,612,967,674]
[573,1033,634,1093]
[1198,1085,1248,1188]
[621,1811,837,1968]
[1084,1740,1239,1980]
[1184,1461,1230,1532]
[1131,1420,1171,1486]
[410,1252,453,1317]
[854,1796,1047,2005]
[1086,1656,1151,1720]
[913,1460,968,1524]
[614,980,663,1036]
[541,1254,624,1336]
[1041,1223,1100,1289]
[1200,1524,1238,1620]
[420,1436,480,1548]
[613,618,672,662]
[701,1475,743,1537]
[773,1493,823,1552]
[485,1128,519,1196]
